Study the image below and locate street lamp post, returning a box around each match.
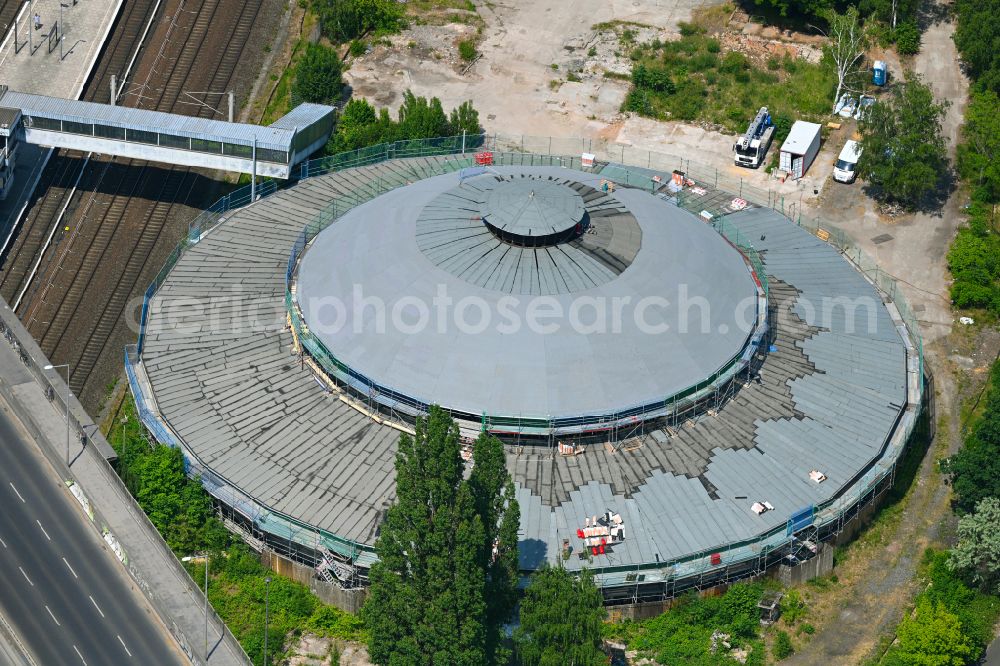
[43,363,70,465]
[263,576,272,665]
[59,3,64,59]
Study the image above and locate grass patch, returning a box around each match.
[603,70,631,81]
[258,3,319,126]
[621,32,836,131]
[405,0,476,11]
[591,19,652,32]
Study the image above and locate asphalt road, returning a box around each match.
[0,398,186,666]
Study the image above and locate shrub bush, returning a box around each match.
[895,21,921,55]
[780,589,807,625]
[458,39,477,61]
[631,63,675,93]
[677,21,704,37]
[314,0,404,42]
[292,43,343,105]
[605,583,766,664]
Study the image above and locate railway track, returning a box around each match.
[0,0,161,301]
[0,0,278,407]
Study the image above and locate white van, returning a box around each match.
[833,140,862,184]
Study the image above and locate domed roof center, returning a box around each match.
[480,178,586,247]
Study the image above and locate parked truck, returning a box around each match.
[779,121,821,180]
[733,107,775,169]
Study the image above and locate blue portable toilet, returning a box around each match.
[873,60,887,86]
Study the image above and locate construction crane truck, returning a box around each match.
[733,107,775,169]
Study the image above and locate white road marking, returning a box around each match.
[45,605,59,626]
[62,557,78,579]
[88,595,104,618]
[18,566,32,586]
[117,635,132,657]
[73,644,87,665]
[36,519,51,541]
[9,482,24,502]
[0,536,6,548]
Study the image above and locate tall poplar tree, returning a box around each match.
[470,433,521,665]
[364,406,520,665]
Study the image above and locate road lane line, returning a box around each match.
[0,536,6,548]
[73,645,87,665]
[45,605,60,626]
[36,519,51,541]
[63,557,78,578]
[18,566,32,586]
[9,482,24,502]
[89,595,104,618]
[117,635,132,657]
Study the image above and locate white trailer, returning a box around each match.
[778,121,821,180]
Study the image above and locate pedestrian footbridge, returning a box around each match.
[0,85,335,198]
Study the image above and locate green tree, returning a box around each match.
[948,497,1000,594]
[396,91,450,139]
[941,362,1000,511]
[469,434,520,665]
[314,0,404,43]
[953,0,1000,94]
[331,98,394,151]
[824,7,870,109]
[957,91,1000,202]
[514,565,606,666]
[750,0,831,19]
[328,94,481,153]
[947,205,1000,312]
[292,43,343,105]
[860,0,919,29]
[857,77,950,209]
[363,406,519,666]
[118,440,225,555]
[448,100,482,137]
[888,599,973,666]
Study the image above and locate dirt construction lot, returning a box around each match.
[348,0,709,137]
[348,0,851,226]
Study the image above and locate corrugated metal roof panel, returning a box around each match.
[268,103,334,130]
[0,89,313,150]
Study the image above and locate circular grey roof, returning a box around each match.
[481,178,584,238]
[295,166,759,421]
